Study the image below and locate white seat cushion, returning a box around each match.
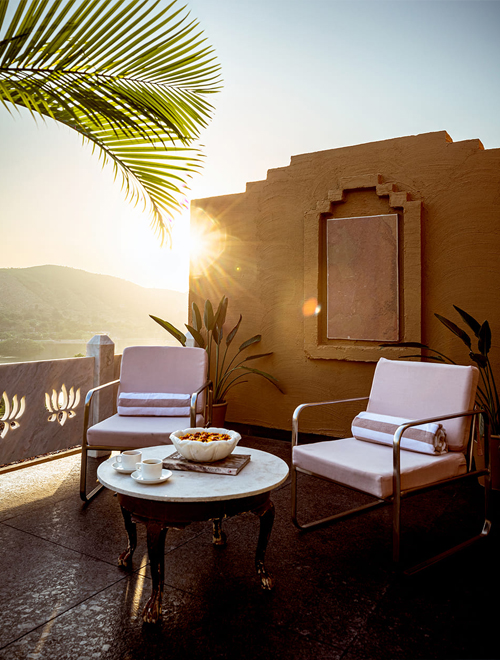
[293,437,467,499]
[87,413,205,449]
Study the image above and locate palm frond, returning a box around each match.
[0,0,221,243]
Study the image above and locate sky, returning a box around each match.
[1,0,499,292]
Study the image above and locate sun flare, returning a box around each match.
[189,207,226,278]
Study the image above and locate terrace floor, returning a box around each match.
[0,434,499,660]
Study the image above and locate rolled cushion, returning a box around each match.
[351,411,447,455]
[293,438,466,499]
[118,392,191,417]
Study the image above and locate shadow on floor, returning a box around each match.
[0,435,498,660]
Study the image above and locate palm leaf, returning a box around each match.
[0,0,221,243]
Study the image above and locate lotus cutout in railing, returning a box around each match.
[45,384,81,426]
[0,391,26,439]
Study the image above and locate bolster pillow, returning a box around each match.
[351,411,447,455]
[118,392,191,417]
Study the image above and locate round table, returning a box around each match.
[97,445,289,623]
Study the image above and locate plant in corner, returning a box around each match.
[384,305,499,435]
[150,296,284,414]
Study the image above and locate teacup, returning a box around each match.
[116,450,142,470]
[136,458,163,480]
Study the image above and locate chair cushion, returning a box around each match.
[117,392,191,416]
[351,411,447,455]
[87,413,205,449]
[367,358,478,452]
[293,438,467,499]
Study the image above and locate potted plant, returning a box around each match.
[384,305,499,488]
[150,296,283,425]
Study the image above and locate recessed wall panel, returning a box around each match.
[326,214,399,341]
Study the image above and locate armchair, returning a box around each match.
[81,345,212,502]
[292,358,492,574]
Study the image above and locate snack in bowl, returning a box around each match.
[170,427,241,463]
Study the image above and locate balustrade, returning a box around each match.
[0,335,120,466]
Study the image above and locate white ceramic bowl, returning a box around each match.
[170,427,241,463]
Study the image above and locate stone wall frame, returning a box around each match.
[304,173,422,361]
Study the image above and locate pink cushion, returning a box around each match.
[293,438,467,499]
[87,413,205,449]
[119,345,207,393]
[366,358,478,451]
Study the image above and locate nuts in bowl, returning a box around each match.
[170,427,241,463]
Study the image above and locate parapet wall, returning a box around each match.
[190,131,500,436]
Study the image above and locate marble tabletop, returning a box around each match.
[97,445,289,503]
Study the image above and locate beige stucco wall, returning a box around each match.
[190,131,500,436]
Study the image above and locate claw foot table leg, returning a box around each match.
[118,506,137,568]
[212,518,227,546]
[143,521,168,624]
[254,499,275,590]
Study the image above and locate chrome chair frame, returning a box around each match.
[80,379,213,502]
[291,397,492,574]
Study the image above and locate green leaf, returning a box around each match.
[435,314,472,349]
[379,341,429,349]
[204,299,214,330]
[240,367,284,393]
[149,315,186,345]
[241,352,273,362]
[226,315,242,347]
[469,352,488,368]
[191,302,202,332]
[238,335,261,352]
[453,306,482,337]
[478,321,491,356]
[185,323,205,349]
[0,0,222,243]
[214,295,228,329]
[398,354,447,362]
[212,323,223,345]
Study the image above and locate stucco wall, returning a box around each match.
[190,131,500,436]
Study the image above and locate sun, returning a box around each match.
[188,207,226,278]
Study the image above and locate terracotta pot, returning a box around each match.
[211,401,228,428]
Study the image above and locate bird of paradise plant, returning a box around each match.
[385,306,499,434]
[151,296,284,405]
[0,0,221,244]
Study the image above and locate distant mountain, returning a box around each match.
[0,265,187,349]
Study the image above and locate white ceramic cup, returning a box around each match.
[116,450,142,470]
[136,457,163,480]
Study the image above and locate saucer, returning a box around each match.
[131,469,172,484]
[112,462,136,474]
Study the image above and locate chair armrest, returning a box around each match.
[392,408,485,492]
[82,379,120,447]
[292,397,369,447]
[190,380,213,427]
[84,379,120,408]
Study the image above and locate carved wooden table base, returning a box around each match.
[117,491,276,624]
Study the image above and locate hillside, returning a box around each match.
[0,265,188,348]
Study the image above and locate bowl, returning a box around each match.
[170,427,241,463]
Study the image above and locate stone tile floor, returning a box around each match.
[0,435,498,660]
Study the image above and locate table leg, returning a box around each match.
[254,499,275,590]
[212,518,227,546]
[118,506,137,568]
[143,521,168,624]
